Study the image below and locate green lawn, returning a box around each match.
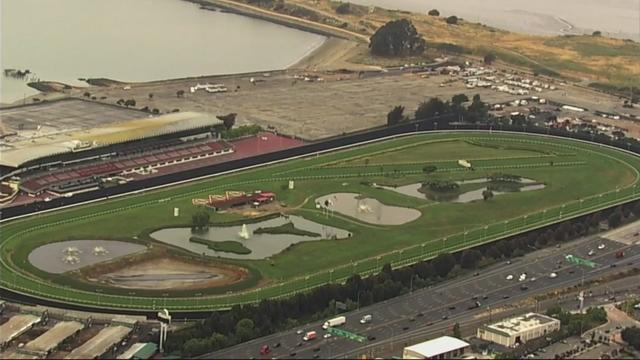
[189,237,252,255]
[2,132,640,311]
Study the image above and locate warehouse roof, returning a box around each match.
[65,325,132,359]
[404,336,470,358]
[483,312,560,336]
[117,342,158,359]
[24,321,84,354]
[0,314,41,346]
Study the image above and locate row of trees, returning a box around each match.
[622,327,640,350]
[545,305,608,336]
[168,199,640,357]
[387,93,490,126]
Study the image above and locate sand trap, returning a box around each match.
[87,257,248,290]
[28,240,146,274]
[316,193,421,225]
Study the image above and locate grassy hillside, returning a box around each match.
[230,0,640,86]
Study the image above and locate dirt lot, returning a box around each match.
[59,64,635,141]
[86,256,248,290]
[64,71,523,139]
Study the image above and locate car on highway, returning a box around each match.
[323,333,332,339]
[360,314,372,324]
[520,284,529,291]
[506,274,514,280]
[529,277,537,282]
[303,331,317,341]
[442,315,448,320]
[296,329,304,335]
[402,326,410,331]
[598,244,606,250]
[588,250,595,256]
[448,305,456,310]
[367,335,376,341]
[550,272,558,278]
[503,295,510,299]
[260,345,270,355]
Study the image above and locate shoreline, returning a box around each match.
[1,0,354,107]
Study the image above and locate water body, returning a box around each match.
[28,240,146,274]
[1,0,326,103]
[349,0,640,41]
[375,179,545,203]
[150,215,350,260]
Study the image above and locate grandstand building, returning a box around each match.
[0,100,306,213]
[0,111,229,199]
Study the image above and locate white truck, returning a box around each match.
[360,314,372,324]
[322,316,346,330]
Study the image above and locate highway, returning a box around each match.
[206,225,640,359]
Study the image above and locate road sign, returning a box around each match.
[565,254,597,268]
[326,327,366,342]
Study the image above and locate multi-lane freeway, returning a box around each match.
[206,224,640,359]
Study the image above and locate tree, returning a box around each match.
[482,189,494,201]
[217,113,237,130]
[432,253,455,277]
[466,94,488,122]
[387,105,406,126]
[422,165,437,174]
[192,210,210,230]
[235,318,255,342]
[124,99,136,107]
[608,212,622,228]
[369,19,426,57]
[446,16,459,25]
[83,92,91,97]
[415,97,450,119]
[177,89,185,98]
[148,93,154,100]
[460,249,482,269]
[622,327,640,350]
[453,322,461,338]
[428,9,440,16]
[592,30,602,36]
[335,2,351,14]
[451,94,469,107]
[484,52,497,65]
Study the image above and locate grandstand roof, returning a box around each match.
[0,112,222,168]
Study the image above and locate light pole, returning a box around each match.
[560,204,565,219]
[483,226,488,241]
[504,220,509,233]
[305,276,309,290]
[464,231,469,245]
[442,237,447,253]
[376,256,381,270]
[329,269,334,284]
[410,274,419,294]
[421,243,426,258]
[523,215,528,228]
[580,199,584,210]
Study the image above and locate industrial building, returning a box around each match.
[477,312,561,347]
[402,336,470,359]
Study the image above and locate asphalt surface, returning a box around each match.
[206,227,640,360]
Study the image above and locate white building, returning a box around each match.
[477,312,560,347]
[402,336,470,359]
